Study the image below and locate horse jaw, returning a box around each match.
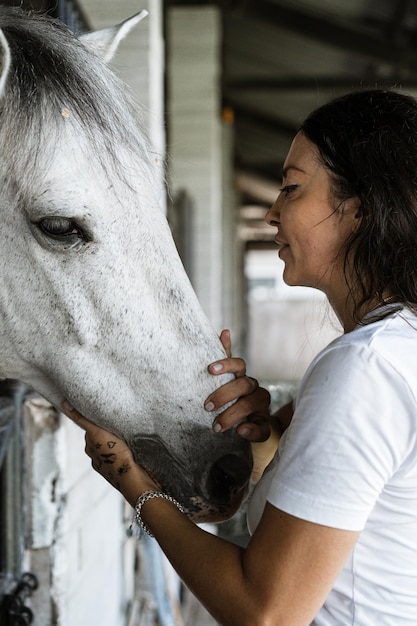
[0,29,11,97]
[80,10,149,63]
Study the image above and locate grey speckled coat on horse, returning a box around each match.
[0,6,252,521]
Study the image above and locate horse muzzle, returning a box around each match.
[129,432,253,523]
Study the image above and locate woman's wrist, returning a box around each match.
[120,465,160,508]
[132,490,185,537]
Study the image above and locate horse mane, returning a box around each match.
[0,7,154,193]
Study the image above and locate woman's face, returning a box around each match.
[266,132,359,300]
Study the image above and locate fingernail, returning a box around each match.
[240,427,251,438]
[211,363,223,373]
[62,400,74,412]
[213,423,222,433]
[205,401,215,412]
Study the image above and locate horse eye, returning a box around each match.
[38,217,89,241]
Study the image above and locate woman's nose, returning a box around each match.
[265,196,280,226]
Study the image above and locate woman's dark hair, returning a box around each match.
[300,88,417,324]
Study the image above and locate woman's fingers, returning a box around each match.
[236,415,271,443]
[62,402,129,458]
[209,330,247,378]
[62,401,94,431]
[208,356,247,378]
[62,401,132,473]
[205,375,257,412]
[219,329,232,358]
[209,384,271,442]
[211,385,270,431]
[206,336,271,441]
[62,401,131,457]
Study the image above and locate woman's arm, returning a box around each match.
[63,405,358,626]
[148,500,358,626]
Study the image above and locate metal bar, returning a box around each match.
[3,383,27,581]
[0,400,15,472]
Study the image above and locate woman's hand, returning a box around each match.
[205,329,271,442]
[61,402,157,507]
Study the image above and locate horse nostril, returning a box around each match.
[207,454,251,504]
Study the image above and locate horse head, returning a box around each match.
[0,7,252,522]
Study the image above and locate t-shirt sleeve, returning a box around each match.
[267,343,414,531]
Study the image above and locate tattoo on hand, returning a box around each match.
[117,463,130,476]
[101,453,116,465]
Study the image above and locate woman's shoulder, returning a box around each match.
[295,307,417,415]
[311,306,417,368]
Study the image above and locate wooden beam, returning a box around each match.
[225,76,417,92]
[243,0,417,70]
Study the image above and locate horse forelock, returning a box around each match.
[0,7,155,197]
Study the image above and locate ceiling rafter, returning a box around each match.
[243,0,417,71]
[225,75,417,92]
[226,100,297,137]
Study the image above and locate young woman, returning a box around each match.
[63,89,417,625]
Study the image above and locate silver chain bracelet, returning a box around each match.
[133,490,185,538]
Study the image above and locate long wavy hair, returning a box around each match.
[300,89,417,324]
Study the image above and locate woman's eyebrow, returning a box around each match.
[282,165,307,178]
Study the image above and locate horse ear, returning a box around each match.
[0,29,11,97]
[80,10,148,63]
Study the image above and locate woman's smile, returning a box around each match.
[276,241,289,258]
[266,131,360,306]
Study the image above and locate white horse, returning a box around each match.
[0,7,252,521]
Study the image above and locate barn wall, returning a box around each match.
[166,6,234,333]
[221,115,245,353]
[24,399,130,626]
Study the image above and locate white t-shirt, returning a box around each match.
[247,306,417,625]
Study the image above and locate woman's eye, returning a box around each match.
[279,184,298,195]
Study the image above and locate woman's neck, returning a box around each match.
[330,292,397,334]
